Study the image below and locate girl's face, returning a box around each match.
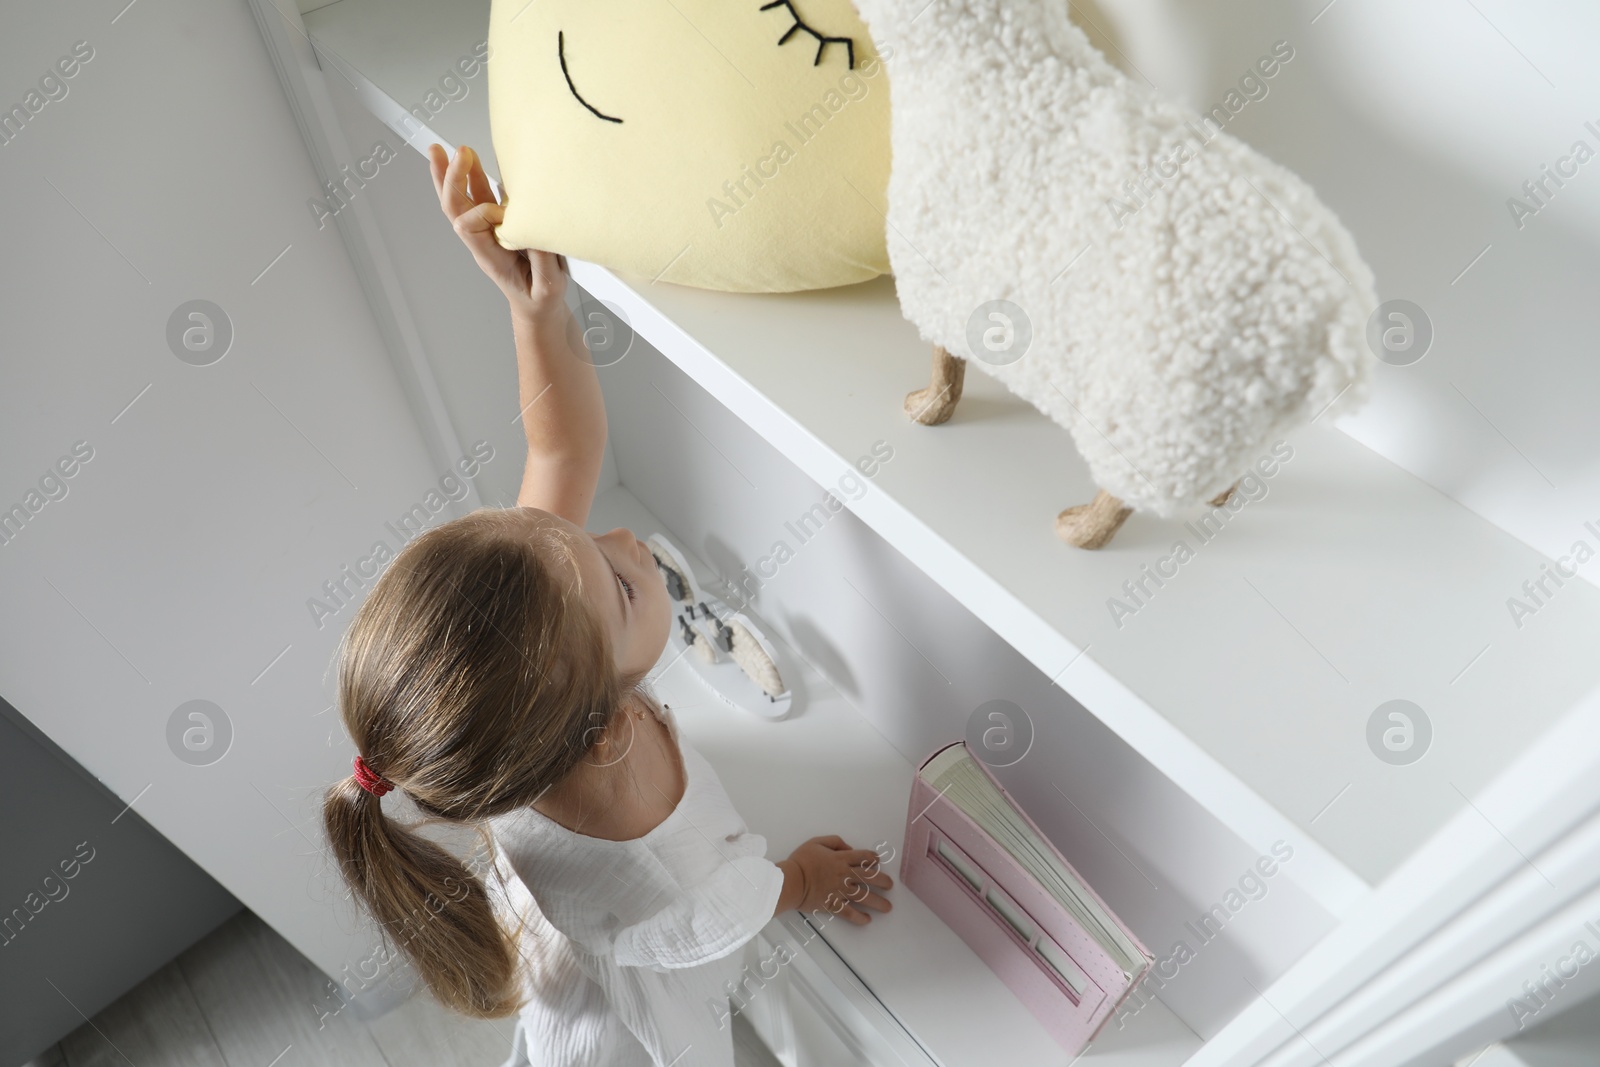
[519,509,671,681]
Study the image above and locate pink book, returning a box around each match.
[902,741,1154,1055]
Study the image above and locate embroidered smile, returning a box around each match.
[558,30,624,124]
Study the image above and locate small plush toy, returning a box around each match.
[849,0,1379,548]
[487,0,892,292]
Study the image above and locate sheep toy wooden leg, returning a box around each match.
[1054,483,1237,549]
[1055,490,1132,549]
[901,336,1237,550]
[903,343,1138,550]
[904,345,966,425]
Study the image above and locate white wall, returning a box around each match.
[1098,0,1600,583]
[0,0,495,1006]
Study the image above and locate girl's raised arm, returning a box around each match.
[428,143,606,526]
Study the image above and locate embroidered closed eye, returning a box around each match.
[558,30,624,124]
[759,0,856,69]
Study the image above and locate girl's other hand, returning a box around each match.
[785,835,894,925]
[427,143,568,322]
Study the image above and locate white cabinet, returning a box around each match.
[8,0,1585,1063]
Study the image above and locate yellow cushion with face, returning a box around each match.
[487,0,891,293]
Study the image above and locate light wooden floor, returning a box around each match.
[29,911,517,1067]
[30,910,784,1067]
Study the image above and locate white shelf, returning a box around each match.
[591,483,1201,1067]
[303,0,1600,915]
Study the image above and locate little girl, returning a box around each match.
[321,144,894,1067]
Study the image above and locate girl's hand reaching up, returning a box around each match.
[778,835,894,925]
[427,143,568,322]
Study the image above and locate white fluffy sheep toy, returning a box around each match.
[850,0,1379,548]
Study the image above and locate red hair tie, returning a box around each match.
[353,755,393,797]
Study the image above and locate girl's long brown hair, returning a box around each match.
[323,508,640,1018]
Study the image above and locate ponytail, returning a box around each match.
[323,776,520,1017]
[323,508,626,1019]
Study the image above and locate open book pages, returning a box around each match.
[921,744,1144,978]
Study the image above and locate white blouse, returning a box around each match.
[489,699,786,1067]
